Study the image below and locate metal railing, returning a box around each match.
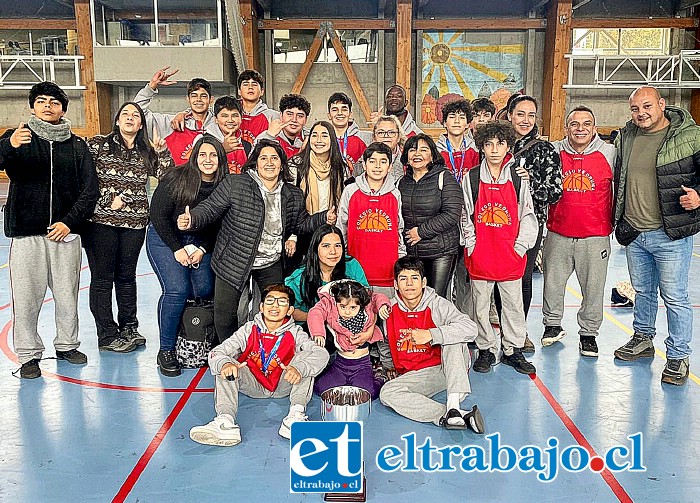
[0,55,85,90]
[564,50,700,89]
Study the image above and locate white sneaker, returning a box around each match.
[189,414,241,446]
[278,409,308,439]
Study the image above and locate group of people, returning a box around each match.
[1,70,699,446]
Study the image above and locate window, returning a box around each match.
[273,29,377,63]
[572,28,670,56]
[91,0,222,47]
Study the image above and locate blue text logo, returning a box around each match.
[290,421,363,493]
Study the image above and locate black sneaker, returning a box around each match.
[472,350,496,373]
[614,333,654,361]
[500,350,536,375]
[522,334,536,354]
[20,359,41,379]
[158,350,182,377]
[579,336,598,358]
[541,326,566,347]
[99,337,137,353]
[56,349,88,365]
[661,357,689,386]
[121,325,146,347]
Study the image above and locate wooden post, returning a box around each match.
[328,30,373,123]
[240,0,260,70]
[74,0,101,136]
[541,0,572,140]
[395,0,413,102]
[291,28,324,94]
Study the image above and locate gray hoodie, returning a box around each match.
[338,171,407,258]
[551,133,616,166]
[384,286,477,370]
[461,155,538,257]
[208,312,329,378]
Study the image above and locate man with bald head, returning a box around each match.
[380,85,423,138]
[612,85,700,385]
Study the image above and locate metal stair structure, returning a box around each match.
[564,50,700,89]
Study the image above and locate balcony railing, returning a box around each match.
[0,55,85,90]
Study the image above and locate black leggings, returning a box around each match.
[421,253,459,299]
[495,223,544,320]
[213,261,284,342]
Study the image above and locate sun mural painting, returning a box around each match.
[420,31,525,126]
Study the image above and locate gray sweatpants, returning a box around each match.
[542,231,610,338]
[379,343,471,425]
[451,253,475,318]
[9,235,83,364]
[472,278,526,356]
[214,365,314,421]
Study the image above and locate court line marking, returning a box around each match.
[565,286,700,386]
[112,366,207,503]
[693,253,700,259]
[531,374,633,503]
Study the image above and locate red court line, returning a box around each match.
[530,374,634,503]
[112,366,208,503]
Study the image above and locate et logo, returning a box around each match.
[290,421,363,494]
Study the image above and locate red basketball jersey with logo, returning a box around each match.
[165,127,205,166]
[240,113,270,145]
[466,179,526,282]
[385,306,441,374]
[440,148,480,183]
[338,135,368,165]
[226,147,248,174]
[547,150,613,238]
[237,325,296,391]
[346,190,400,287]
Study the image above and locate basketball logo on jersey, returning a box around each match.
[477,202,512,228]
[356,209,393,233]
[562,169,596,193]
[396,329,430,353]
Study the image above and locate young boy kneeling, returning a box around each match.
[462,121,538,375]
[380,257,484,432]
[189,285,329,446]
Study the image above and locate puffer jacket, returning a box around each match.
[188,171,326,290]
[614,106,700,240]
[512,125,562,226]
[398,163,464,259]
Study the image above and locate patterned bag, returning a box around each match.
[176,299,217,368]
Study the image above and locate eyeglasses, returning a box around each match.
[263,296,290,306]
[376,130,398,138]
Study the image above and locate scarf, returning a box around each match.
[301,151,332,214]
[338,309,368,336]
[28,115,72,142]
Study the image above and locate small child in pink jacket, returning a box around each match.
[308,280,391,399]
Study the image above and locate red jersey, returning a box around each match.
[440,148,480,183]
[237,325,296,391]
[240,113,270,145]
[337,133,367,165]
[165,127,204,166]
[466,178,526,282]
[346,190,401,287]
[547,150,613,238]
[385,305,442,374]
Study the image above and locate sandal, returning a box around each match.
[463,405,485,434]
[439,408,467,430]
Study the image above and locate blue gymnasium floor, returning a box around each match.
[1,181,700,502]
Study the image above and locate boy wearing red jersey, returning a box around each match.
[189,285,329,446]
[380,257,484,433]
[462,122,538,375]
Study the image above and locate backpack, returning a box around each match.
[176,299,217,368]
[467,162,523,206]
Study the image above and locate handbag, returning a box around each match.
[176,298,217,368]
[614,217,640,247]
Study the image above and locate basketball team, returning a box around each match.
[2,68,699,446]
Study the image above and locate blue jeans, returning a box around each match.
[626,228,693,359]
[146,225,214,351]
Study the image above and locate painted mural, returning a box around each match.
[420,31,525,126]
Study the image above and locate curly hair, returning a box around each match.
[441,99,473,124]
[471,97,496,117]
[279,93,311,116]
[473,120,518,150]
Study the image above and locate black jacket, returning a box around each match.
[0,127,99,238]
[189,172,325,290]
[398,164,464,259]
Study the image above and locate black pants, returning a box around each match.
[83,222,146,345]
[421,253,459,299]
[214,260,284,342]
[495,222,544,321]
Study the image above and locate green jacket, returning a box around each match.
[614,106,700,240]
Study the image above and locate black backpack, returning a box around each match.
[467,163,523,206]
[176,299,217,368]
